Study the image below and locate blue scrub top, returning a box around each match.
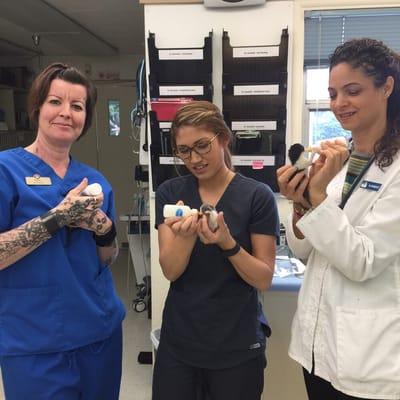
[155,173,279,369]
[0,148,125,356]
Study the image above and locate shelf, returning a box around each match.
[0,130,35,151]
[0,84,28,93]
[119,215,150,222]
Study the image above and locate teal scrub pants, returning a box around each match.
[0,325,122,400]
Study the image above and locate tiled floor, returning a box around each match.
[0,248,153,400]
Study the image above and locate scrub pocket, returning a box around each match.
[94,267,120,316]
[165,289,259,352]
[336,307,400,383]
[0,286,63,355]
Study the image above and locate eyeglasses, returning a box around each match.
[174,133,220,160]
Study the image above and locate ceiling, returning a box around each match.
[0,0,145,57]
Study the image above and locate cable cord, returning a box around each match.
[129,185,151,313]
[129,59,146,154]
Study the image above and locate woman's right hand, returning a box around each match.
[277,165,311,209]
[54,178,104,226]
[163,201,199,238]
[307,140,349,207]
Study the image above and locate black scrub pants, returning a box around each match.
[303,368,382,400]
[152,342,265,400]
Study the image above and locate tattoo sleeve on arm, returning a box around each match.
[0,217,51,270]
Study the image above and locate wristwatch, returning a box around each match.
[220,241,241,258]
[40,211,62,236]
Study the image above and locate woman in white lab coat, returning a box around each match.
[277,38,400,399]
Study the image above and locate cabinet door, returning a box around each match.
[0,87,16,130]
[71,83,138,237]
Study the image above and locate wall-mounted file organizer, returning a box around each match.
[222,28,289,192]
[148,32,213,100]
[148,32,213,191]
[149,111,190,191]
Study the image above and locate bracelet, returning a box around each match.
[40,211,62,236]
[94,221,117,247]
[293,203,310,218]
[220,241,241,258]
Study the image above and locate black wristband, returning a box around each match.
[94,221,117,247]
[40,211,62,236]
[220,241,241,258]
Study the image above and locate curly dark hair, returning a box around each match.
[329,38,400,168]
[28,62,97,140]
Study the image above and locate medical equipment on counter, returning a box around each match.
[130,59,148,165]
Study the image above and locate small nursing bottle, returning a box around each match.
[163,204,198,218]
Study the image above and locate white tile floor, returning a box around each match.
[0,248,153,400]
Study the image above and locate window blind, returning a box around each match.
[304,8,400,67]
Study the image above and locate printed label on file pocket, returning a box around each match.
[158,49,204,60]
[234,84,279,96]
[360,180,382,191]
[232,155,275,167]
[159,156,184,165]
[233,46,279,58]
[159,122,172,129]
[159,86,204,96]
[232,121,277,131]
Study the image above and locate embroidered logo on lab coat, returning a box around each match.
[360,180,382,191]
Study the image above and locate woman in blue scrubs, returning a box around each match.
[153,101,279,400]
[0,63,125,399]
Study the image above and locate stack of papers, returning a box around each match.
[274,256,306,278]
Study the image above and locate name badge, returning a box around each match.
[25,174,52,186]
[360,180,382,191]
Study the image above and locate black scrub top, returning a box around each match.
[155,173,279,369]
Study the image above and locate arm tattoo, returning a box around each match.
[56,197,100,226]
[0,217,51,269]
[85,212,107,234]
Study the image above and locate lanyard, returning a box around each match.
[339,155,376,209]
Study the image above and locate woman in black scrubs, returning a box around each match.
[152,101,279,400]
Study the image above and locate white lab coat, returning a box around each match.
[286,151,400,399]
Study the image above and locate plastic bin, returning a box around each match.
[150,98,193,121]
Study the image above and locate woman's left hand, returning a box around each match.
[69,208,112,235]
[197,212,236,250]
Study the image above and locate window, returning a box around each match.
[303,7,400,145]
[305,67,349,144]
[108,100,120,136]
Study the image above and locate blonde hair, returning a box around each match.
[171,101,234,170]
